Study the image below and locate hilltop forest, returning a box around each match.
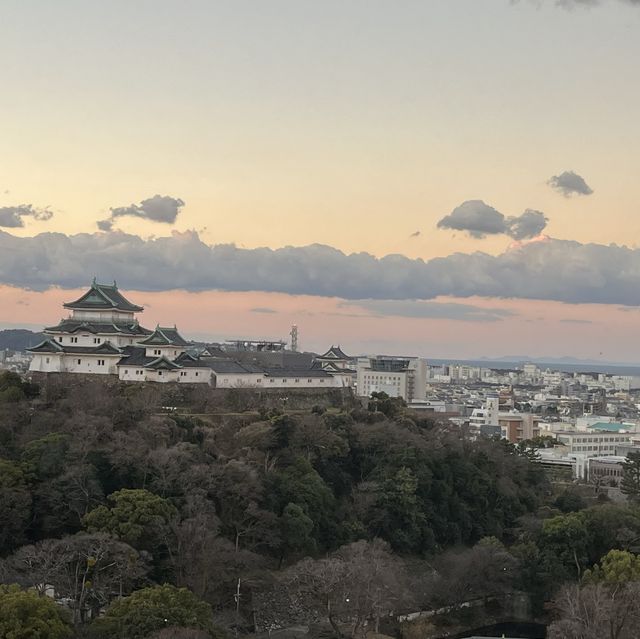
[3,372,640,638]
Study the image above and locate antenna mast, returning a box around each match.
[289,324,298,352]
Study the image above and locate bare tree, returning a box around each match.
[271,539,409,638]
[1,533,148,624]
[549,581,640,639]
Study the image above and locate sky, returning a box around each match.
[1,0,640,360]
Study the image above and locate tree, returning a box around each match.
[620,452,640,501]
[89,584,221,639]
[583,549,640,585]
[279,502,315,559]
[0,584,72,639]
[83,488,176,552]
[0,459,32,554]
[549,581,640,639]
[431,537,519,607]
[539,512,590,580]
[1,533,148,624]
[270,539,408,638]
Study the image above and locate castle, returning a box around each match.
[28,280,353,388]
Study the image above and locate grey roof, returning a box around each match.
[64,281,143,313]
[138,326,190,347]
[264,367,334,378]
[27,339,64,354]
[45,319,151,336]
[117,346,155,367]
[118,347,210,370]
[319,361,356,373]
[201,358,263,374]
[318,345,351,360]
[28,339,122,356]
[144,356,183,370]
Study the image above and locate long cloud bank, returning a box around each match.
[1,229,640,305]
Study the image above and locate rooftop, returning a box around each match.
[64,280,143,313]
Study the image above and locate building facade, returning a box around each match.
[356,355,427,401]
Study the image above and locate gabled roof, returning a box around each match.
[64,280,143,313]
[27,340,122,356]
[319,361,356,373]
[144,356,183,371]
[27,339,64,354]
[45,319,151,336]
[318,345,351,360]
[138,326,190,347]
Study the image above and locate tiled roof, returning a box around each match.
[45,319,151,336]
[64,281,143,312]
[264,367,333,378]
[318,345,351,360]
[144,356,183,370]
[138,326,190,347]
[27,339,65,354]
[201,358,262,374]
[28,340,122,355]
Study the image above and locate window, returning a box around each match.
[195,372,199,377]
[320,379,325,383]
[97,359,105,366]
[94,338,101,344]
[154,349,161,356]
[257,378,262,383]
[45,357,50,364]
[158,371,163,376]
[308,379,313,383]
[77,359,82,365]
[282,379,287,383]
[180,372,186,377]
[294,378,300,383]
[71,337,78,344]
[269,379,275,383]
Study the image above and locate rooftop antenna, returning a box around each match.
[289,324,298,352]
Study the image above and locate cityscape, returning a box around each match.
[3,1,640,638]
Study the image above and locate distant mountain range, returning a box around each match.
[0,329,45,351]
[478,355,632,366]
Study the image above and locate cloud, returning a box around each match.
[437,200,548,239]
[340,299,514,322]
[409,230,421,238]
[559,319,593,324]
[505,209,548,240]
[98,194,185,230]
[556,0,640,7]
[517,0,640,8]
[548,171,593,197]
[6,229,640,307]
[0,205,53,228]
[250,307,278,314]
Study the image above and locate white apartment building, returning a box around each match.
[356,355,427,401]
[554,430,633,457]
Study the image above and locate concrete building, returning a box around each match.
[469,396,501,437]
[499,413,542,443]
[554,430,633,457]
[356,355,427,401]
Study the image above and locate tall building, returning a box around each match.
[356,355,427,401]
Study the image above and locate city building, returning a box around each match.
[356,355,427,401]
[499,413,542,443]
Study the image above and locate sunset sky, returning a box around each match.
[2,0,640,360]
